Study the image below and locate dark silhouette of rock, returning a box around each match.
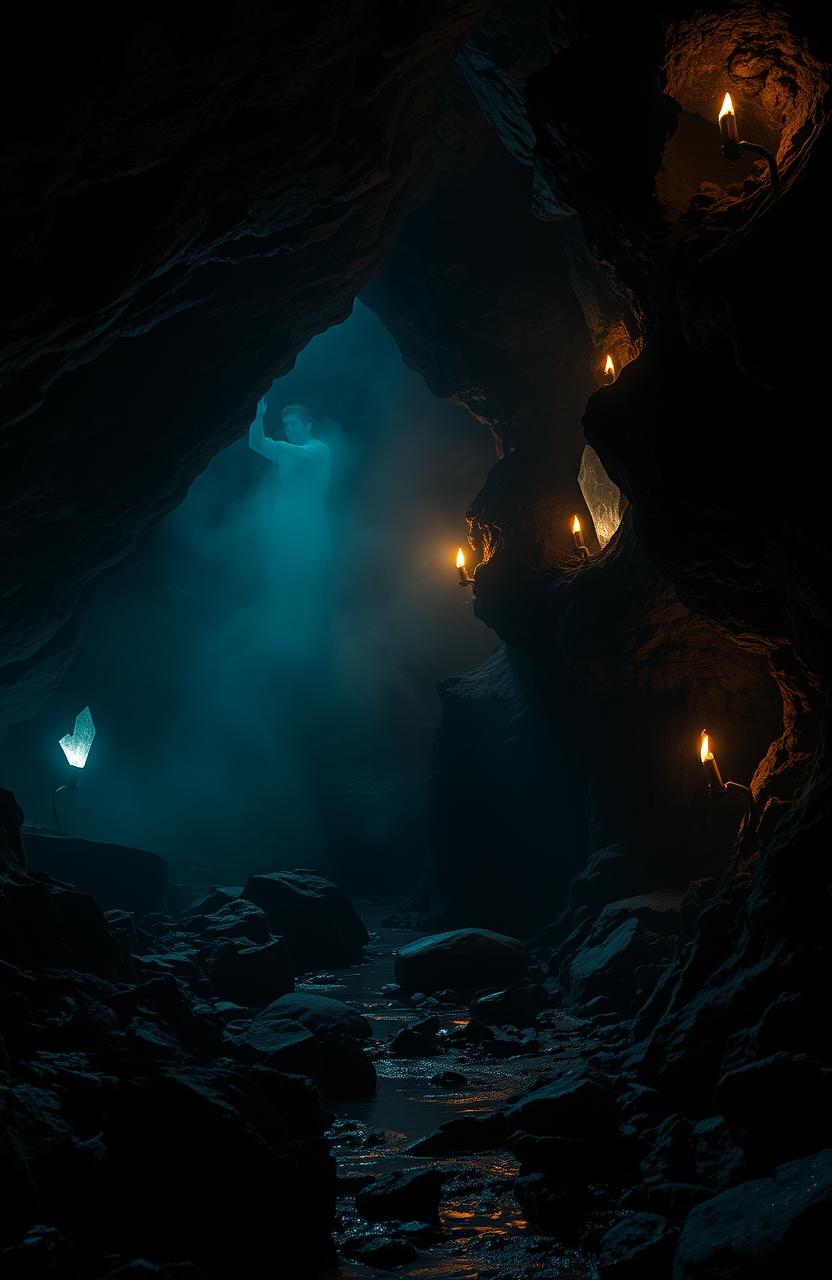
[674,1148,832,1278]
[106,1064,335,1276]
[407,1112,507,1155]
[23,832,169,915]
[507,1074,620,1144]
[204,937,293,1007]
[242,869,368,968]
[394,928,527,994]
[390,1027,441,1058]
[266,991,372,1040]
[225,997,376,1098]
[357,1168,444,1223]
[597,1213,678,1279]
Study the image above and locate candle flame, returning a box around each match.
[571,515,581,535]
[604,353,615,376]
[719,92,735,121]
[699,730,711,763]
[456,547,466,569]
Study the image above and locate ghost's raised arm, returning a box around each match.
[248,400,281,463]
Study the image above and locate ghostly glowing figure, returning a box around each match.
[578,445,622,549]
[59,706,96,769]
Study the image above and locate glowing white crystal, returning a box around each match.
[578,445,622,549]
[59,706,96,769]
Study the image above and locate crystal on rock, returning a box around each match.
[578,445,622,549]
[58,706,96,768]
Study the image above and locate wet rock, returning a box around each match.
[507,1073,620,1143]
[483,1031,540,1057]
[223,1010,323,1074]
[430,1070,468,1088]
[242,869,368,968]
[336,1171,375,1195]
[407,1111,507,1154]
[194,899,271,944]
[411,1014,440,1037]
[446,1017,494,1044]
[716,1052,832,1164]
[390,1027,441,1058]
[597,1212,678,1279]
[640,1115,695,1184]
[106,1064,335,1274]
[674,1148,832,1277]
[380,982,406,999]
[514,1170,586,1237]
[618,1182,714,1219]
[690,1115,747,1189]
[394,928,527,995]
[471,985,537,1027]
[266,991,372,1040]
[204,937,293,1007]
[23,832,169,915]
[227,1001,375,1097]
[356,1168,444,1222]
[342,1236,419,1268]
[566,917,672,1014]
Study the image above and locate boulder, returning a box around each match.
[105,1064,335,1274]
[226,1000,375,1097]
[394,928,527,995]
[673,1148,832,1278]
[598,1213,678,1279]
[407,1112,507,1155]
[356,1168,443,1222]
[194,899,271,945]
[24,832,169,915]
[716,1052,832,1164]
[242,870,368,968]
[566,917,671,1013]
[342,1237,418,1268]
[507,1074,620,1144]
[205,937,293,1007]
[265,991,372,1040]
[390,1027,441,1058]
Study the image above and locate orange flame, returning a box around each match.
[604,353,615,376]
[571,515,581,535]
[719,92,735,121]
[700,730,711,763]
[456,547,466,569]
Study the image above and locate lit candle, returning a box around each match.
[603,353,615,383]
[456,546,472,586]
[699,730,726,794]
[571,515,589,561]
[719,92,741,161]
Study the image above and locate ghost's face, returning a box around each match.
[282,412,311,444]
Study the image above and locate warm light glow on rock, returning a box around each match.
[456,546,466,569]
[719,91,735,121]
[700,730,711,762]
[604,353,615,376]
[571,515,581,535]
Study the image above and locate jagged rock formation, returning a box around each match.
[0,0,491,726]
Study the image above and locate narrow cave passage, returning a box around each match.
[1,302,496,892]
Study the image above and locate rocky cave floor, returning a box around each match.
[315,917,597,1279]
[2,830,828,1280]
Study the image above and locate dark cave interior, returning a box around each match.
[1,3,831,1278]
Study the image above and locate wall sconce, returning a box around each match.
[699,729,757,852]
[718,92,779,189]
[54,706,96,831]
[603,354,616,383]
[571,515,590,562]
[456,546,475,588]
